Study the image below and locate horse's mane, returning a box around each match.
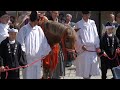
[43,21,67,46]
[44,20,66,36]
[43,20,77,48]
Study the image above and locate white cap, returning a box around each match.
[105,22,115,30]
[106,26,115,29]
[8,28,18,33]
[66,14,72,18]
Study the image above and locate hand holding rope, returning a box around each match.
[83,48,119,60]
[0,56,46,79]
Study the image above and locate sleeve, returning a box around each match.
[115,36,120,48]
[74,30,84,53]
[93,21,100,48]
[100,35,105,54]
[0,43,4,66]
[40,28,51,58]
[18,44,27,66]
[116,25,120,41]
[0,56,3,67]
[16,27,26,52]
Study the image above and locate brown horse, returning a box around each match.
[40,20,77,79]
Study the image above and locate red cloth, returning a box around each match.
[43,44,59,71]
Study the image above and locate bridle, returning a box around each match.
[61,29,76,61]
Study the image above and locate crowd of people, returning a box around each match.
[0,11,120,79]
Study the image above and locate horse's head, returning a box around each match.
[43,20,77,60]
[63,26,77,50]
[62,26,77,60]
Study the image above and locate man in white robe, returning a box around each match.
[17,11,51,79]
[0,11,10,43]
[74,11,101,79]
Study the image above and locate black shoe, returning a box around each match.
[111,77,114,79]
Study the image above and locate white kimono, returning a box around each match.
[74,18,101,78]
[17,23,51,79]
[0,23,9,43]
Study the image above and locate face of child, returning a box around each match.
[8,32,17,41]
[107,28,113,34]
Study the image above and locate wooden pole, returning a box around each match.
[15,11,18,24]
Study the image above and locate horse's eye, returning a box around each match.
[67,31,72,36]
[65,38,69,42]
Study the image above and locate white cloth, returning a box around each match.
[74,18,101,78]
[0,23,9,43]
[17,23,51,79]
[22,55,42,79]
[107,34,112,37]
[9,40,15,44]
[8,28,18,33]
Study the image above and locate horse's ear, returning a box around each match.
[44,21,49,30]
[65,27,72,36]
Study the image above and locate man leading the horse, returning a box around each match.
[74,11,101,79]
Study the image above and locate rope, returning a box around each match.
[82,49,118,60]
[4,56,46,79]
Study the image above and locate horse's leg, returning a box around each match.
[48,69,53,79]
[43,67,49,79]
[48,57,54,79]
